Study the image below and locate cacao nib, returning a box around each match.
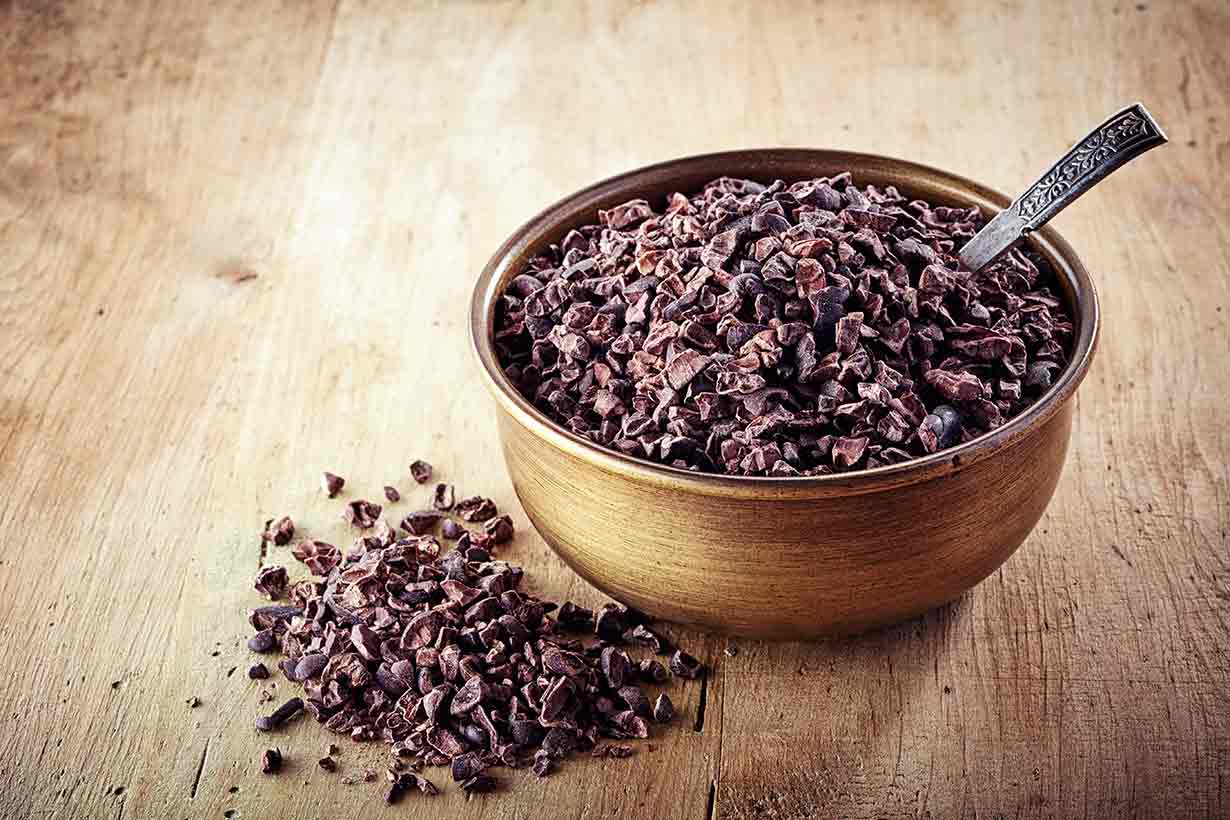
[629,625,670,654]
[455,497,497,522]
[410,460,433,484]
[343,500,382,529]
[653,693,675,723]
[262,516,295,546]
[531,750,553,777]
[260,748,283,774]
[401,510,443,536]
[247,629,278,654]
[248,604,301,631]
[638,659,668,684]
[291,540,341,576]
[321,472,345,498]
[240,474,704,796]
[432,483,455,511]
[594,603,627,641]
[256,698,304,732]
[460,773,496,794]
[450,752,486,783]
[254,566,289,600]
[494,175,1072,475]
[669,650,704,680]
[483,515,514,545]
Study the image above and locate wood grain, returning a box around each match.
[0,1,1226,818]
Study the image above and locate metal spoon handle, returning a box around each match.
[959,102,1167,272]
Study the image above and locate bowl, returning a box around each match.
[470,149,1098,639]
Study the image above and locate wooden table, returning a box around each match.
[2,1,1226,818]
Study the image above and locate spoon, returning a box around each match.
[958,102,1167,272]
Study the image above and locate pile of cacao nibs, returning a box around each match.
[493,174,1073,476]
[247,465,702,799]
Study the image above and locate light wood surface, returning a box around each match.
[0,1,1226,818]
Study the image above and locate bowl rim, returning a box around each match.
[470,148,1099,498]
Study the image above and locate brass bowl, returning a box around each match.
[470,149,1098,638]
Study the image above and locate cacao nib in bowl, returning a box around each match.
[470,149,1098,638]
[491,174,1072,476]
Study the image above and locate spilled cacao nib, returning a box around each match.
[343,500,383,529]
[262,516,295,546]
[321,472,345,498]
[242,472,706,796]
[410,460,434,484]
[260,748,283,774]
[254,566,289,600]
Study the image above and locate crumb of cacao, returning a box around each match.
[254,565,289,600]
[260,748,283,774]
[342,500,382,529]
[255,697,303,732]
[409,460,433,484]
[261,516,295,546]
[321,472,345,498]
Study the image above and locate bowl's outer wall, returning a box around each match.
[473,149,1097,638]
[499,399,1072,638]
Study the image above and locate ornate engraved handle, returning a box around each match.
[959,103,1167,272]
